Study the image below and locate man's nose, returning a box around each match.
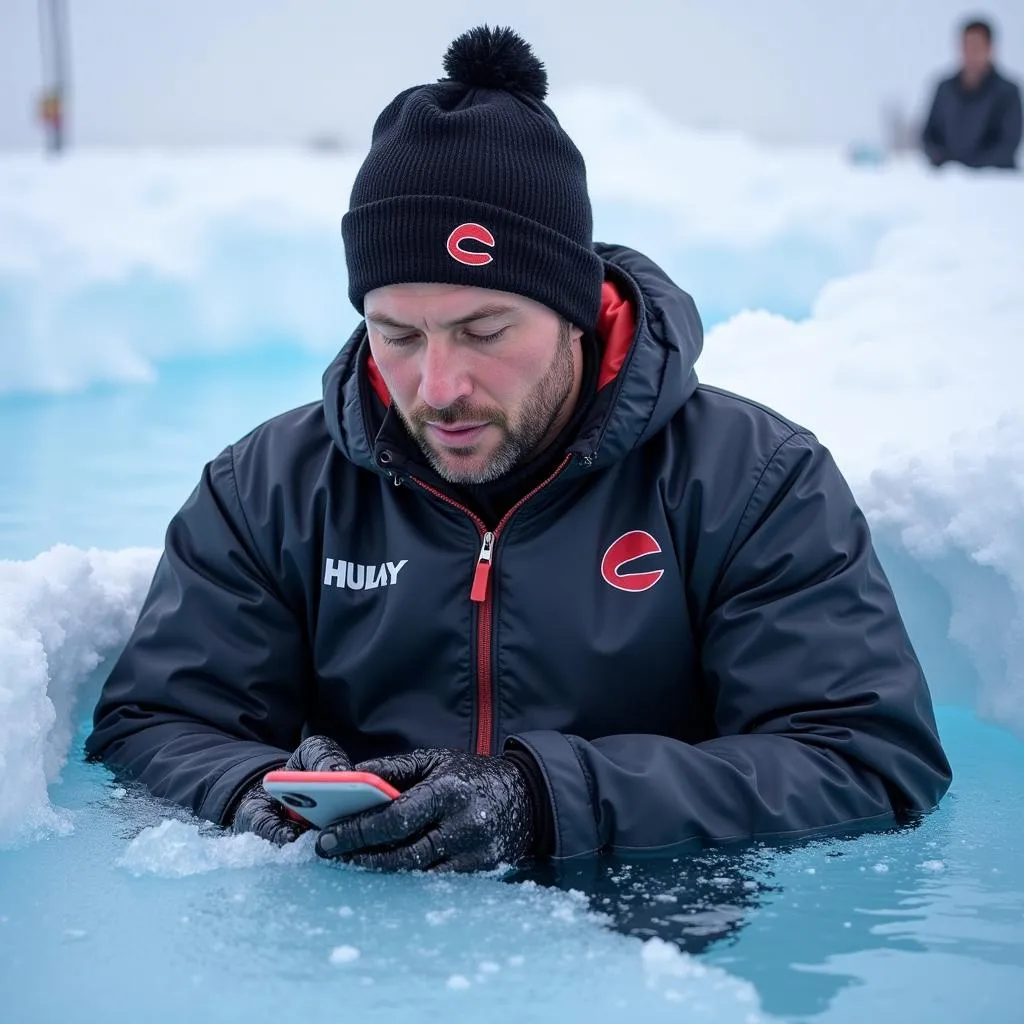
[418,338,473,410]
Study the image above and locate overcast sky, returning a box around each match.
[3,1,1023,151]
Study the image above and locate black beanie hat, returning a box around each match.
[342,26,604,332]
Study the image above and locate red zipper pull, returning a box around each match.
[470,531,495,603]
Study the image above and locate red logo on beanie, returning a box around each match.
[447,223,495,266]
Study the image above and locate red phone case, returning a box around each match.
[262,770,400,797]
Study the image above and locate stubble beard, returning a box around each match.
[402,321,576,486]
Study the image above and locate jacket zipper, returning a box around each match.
[407,454,572,754]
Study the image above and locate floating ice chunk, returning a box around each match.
[118,819,316,876]
[641,938,764,1017]
[329,945,360,965]
[425,908,457,926]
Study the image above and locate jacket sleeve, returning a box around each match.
[921,82,949,166]
[85,445,311,825]
[974,83,1022,168]
[509,433,952,860]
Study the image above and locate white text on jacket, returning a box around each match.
[323,558,408,590]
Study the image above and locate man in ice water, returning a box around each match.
[87,26,952,872]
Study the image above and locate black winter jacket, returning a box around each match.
[922,66,1022,169]
[86,244,952,859]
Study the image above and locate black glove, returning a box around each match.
[315,748,535,872]
[230,735,353,845]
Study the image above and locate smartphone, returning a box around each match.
[262,769,400,829]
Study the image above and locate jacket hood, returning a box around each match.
[322,243,704,475]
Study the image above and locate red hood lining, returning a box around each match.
[365,279,636,407]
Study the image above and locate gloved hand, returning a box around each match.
[231,735,353,845]
[315,748,535,872]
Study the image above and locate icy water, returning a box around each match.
[0,707,1019,1023]
[1,353,1022,1022]
[0,347,326,561]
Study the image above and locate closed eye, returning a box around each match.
[465,327,508,344]
[378,326,509,347]
[380,334,418,348]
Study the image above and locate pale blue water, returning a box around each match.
[0,347,326,560]
[0,706,1020,1023]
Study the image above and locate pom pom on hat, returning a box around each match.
[442,25,548,100]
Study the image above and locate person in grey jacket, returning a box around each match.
[86,26,952,873]
[922,17,1022,169]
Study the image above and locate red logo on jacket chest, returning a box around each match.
[601,531,664,592]
[447,223,495,266]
